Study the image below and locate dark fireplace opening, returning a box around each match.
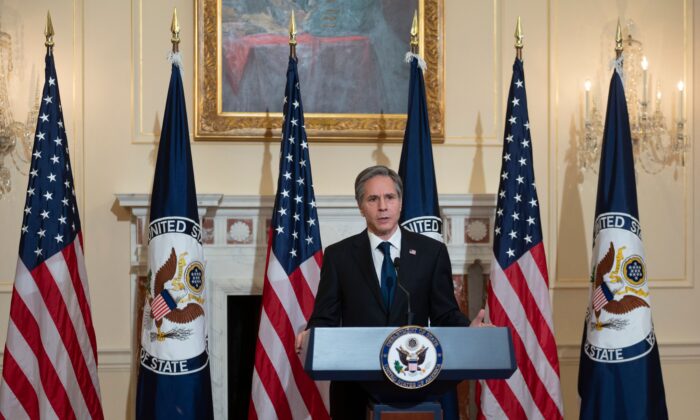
[227,295,262,419]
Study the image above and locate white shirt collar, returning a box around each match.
[368,227,402,252]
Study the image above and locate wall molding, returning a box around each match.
[0,348,132,372]
[94,348,132,372]
[2,341,697,373]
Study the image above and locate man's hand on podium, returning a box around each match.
[295,330,309,354]
[470,309,494,327]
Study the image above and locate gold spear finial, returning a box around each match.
[410,10,419,53]
[289,9,297,58]
[515,16,523,59]
[615,18,623,57]
[45,11,55,48]
[171,8,180,52]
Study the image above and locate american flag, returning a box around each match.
[0,49,103,418]
[478,58,563,419]
[248,56,329,419]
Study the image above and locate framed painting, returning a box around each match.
[195,0,444,142]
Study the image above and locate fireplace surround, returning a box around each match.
[116,193,495,419]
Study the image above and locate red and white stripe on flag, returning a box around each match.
[151,293,172,322]
[0,237,103,419]
[592,286,608,312]
[479,243,564,419]
[249,238,329,420]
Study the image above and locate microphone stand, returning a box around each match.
[393,258,414,325]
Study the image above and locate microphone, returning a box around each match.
[393,257,414,325]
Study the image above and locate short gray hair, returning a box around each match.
[354,165,403,205]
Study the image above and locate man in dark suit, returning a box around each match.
[296,165,487,419]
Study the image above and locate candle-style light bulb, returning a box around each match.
[584,80,591,122]
[677,81,685,121]
[641,56,649,105]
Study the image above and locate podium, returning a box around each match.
[303,327,516,419]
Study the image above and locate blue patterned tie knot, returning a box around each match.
[378,241,396,310]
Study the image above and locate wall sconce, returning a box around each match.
[0,29,38,199]
[580,26,689,174]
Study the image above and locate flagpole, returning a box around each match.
[248,13,329,418]
[171,8,180,53]
[289,10,297,59]
[514,16,523,60]
[0,9,105,418]
[478,20,564,419]
[135,9,213,418]
[577,17,669,420]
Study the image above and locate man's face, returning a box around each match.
[359,175,402,240]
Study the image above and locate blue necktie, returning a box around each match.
[378,241,396,310]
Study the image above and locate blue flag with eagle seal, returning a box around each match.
[135,55,214,419]
[577,65,668,419]
[398,52,459,419]
[398,53,442,241]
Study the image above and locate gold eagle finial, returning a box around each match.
[515,16,523,59]
[289,10,297,58]
[171,8,180,53]
[410,10,419,54]
[615,19,623,58]
[45,11,55,48]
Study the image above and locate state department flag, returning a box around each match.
[135,54,213,419]
[578,65,668,419]
[0,38,103,420]
[398,53,442,241]
[399,51,463,420]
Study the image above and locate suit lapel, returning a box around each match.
[351,231,387,315]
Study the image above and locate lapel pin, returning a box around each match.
[409,249,417,255]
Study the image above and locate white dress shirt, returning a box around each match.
[368,228,401,286]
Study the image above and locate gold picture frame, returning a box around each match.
[195,0,444,142]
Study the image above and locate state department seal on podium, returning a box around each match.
[381,326,443,389]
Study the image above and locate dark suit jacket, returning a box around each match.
[307,228,468,328]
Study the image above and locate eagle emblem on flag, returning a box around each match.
[147,247,205,341]
[583,213,656,364]
[591,241,650,330]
